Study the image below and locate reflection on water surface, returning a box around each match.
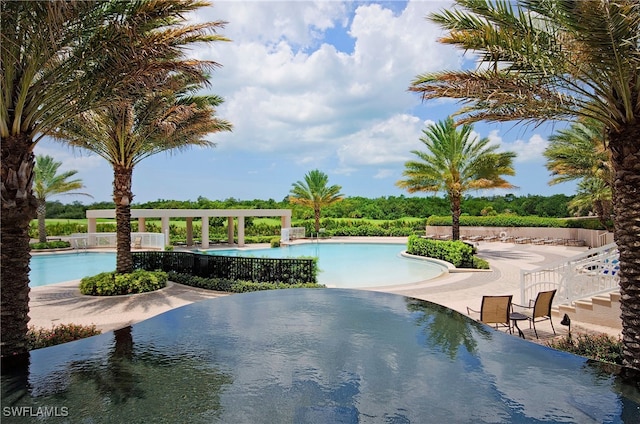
[2,289,639,423]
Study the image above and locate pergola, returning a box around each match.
[86,209,292,248]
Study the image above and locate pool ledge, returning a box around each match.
[400,251,493,274]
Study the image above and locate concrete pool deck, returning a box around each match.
[28,237,622,344]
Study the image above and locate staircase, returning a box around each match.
[553,291,621,331]
[521,243,622,333]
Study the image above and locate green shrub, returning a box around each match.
[547,333,623,365]
[425,214,607,230]
[167,271,325,292]
[407,235,478,268]
[271,237,281,248]
[80,269,168,296]
[426,215,568,228]
[469,256,490,269]
[27,323,101,350]
[29,240,71,250]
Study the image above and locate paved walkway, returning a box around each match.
[28,238,622,344]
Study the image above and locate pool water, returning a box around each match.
[29,252,116,287]
[2,290,638,423]
[205,243,445,288]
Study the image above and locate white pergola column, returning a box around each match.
[227,217,234,244]
[138,217,146,232]
[281,214,291,229]
[201,216,209,248]
[87,218,97,245]
[161,217,170,248]
[186,218,193,246]
[237,216,245,247]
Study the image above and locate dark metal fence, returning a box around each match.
[132,251,317,284]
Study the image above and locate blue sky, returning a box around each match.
[35,0,575,205]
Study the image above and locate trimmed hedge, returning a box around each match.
[406,235,489,269]
[30,240,71,250]
[426,214,605,230]
[27,323,101,350]
[80,269,168,296]
[167,271,325,293]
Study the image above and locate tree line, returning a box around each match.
[45,193,573,221]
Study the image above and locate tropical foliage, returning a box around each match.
[409,0,640,369]
[397,118,516,240]
[33,155,91,242]
[545,119,613,229]
[289,169,344,233]
[52,74,232,274]
[0,0,225,357]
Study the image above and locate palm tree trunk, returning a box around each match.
[113,165,133,274]
[37,199,47,243]
[450,191,461,241]
[314,207,321,233]
[1,135,38,357]
[610,126,640,370]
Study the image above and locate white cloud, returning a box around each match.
[373,169,394,179]
[484,128,549,163]
[336,113,425,168]
[196,0,460,164]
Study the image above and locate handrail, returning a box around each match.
[520,243,619,306]
[69,232,165,250]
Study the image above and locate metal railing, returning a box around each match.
[69,232,165,250]
[520,243,619,306]
[132,251,317,284]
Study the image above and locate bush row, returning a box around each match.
[547,333,623,365]
[80,269,168,296]
[167,271,325,293]
[27,323,102,350]
[426,214,605,229]
[406,235,489,269]
[29,240,71,250]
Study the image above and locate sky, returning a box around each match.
[35,0,576,205]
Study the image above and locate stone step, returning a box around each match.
[553,291,621,331]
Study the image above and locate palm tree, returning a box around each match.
[544,118,613,229]
[52,75,232,274]
[396,118,516,240]
[33,155,92,243]
[408,0,640,369]
[289,170,344,233]
[0,0,225,357]
[568,178,613,230]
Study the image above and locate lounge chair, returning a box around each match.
[512,289,557,339]
[467,295,513,333]
[132,236,142,249]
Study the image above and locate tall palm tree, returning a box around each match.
[289,170,344,233]
[545,119,613,187]
[568,178,613,230]
[408,0,640,369]
[0,0,225,357]
[396,118,516,240]
[52,75,232,274]
[33,155,92,243]
[545,118,613,229]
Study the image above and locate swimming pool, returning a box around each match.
[28,243,444,289]
[3,289,638,422]
[29,252,116,287]
[204,243,446,288]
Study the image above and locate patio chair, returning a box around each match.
[132,236,142,249]
[467,295,513,333]
[512,289,556,339]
